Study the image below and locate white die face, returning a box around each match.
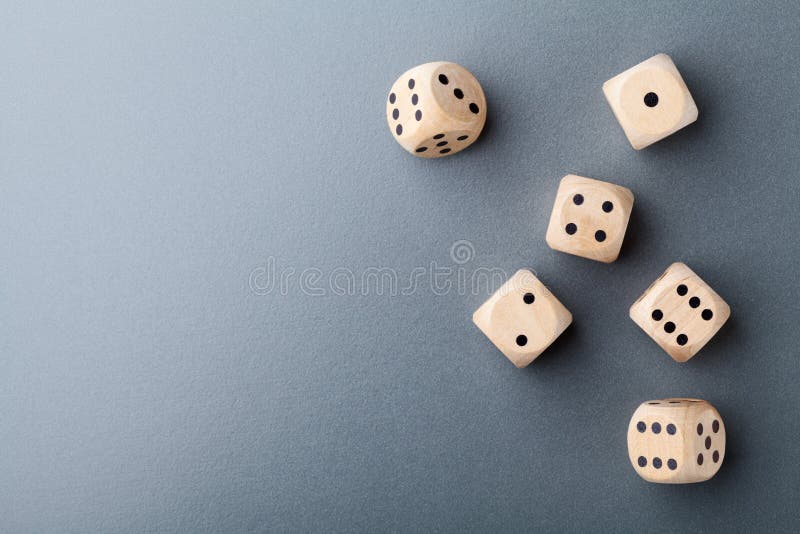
[630,263,730,362]
[627,399,725,484]
[602,53,698,149]
[386,61,486,158]
[647,276,722,355]
[472,270,572,368]
[487,272,565,361]
[546,175,634,263]
[617,63,689,135]
[428,63,486,126]
[691,406,726,473]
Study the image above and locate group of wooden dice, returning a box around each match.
[387,53,730,484]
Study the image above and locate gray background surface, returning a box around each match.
[2,1,800,532]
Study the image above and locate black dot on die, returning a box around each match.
[602,201,614,213]
[713,450,720,463]
[638,456,647,467]
[415,110,422,121]
[702,309,714,320]
[454,88,464,99]
[415,147,427,153]
[644,92,659,107]
[392,108,399,120]
[436,141,448,147]
[667,424,676,435]
[689,296,700,308]
[396,124,403,135]
[653,457,662,469]
[648,402,660,405]
[697,453,704,465]
[676,334,688,346]
[439,148,451,154]
[667,459,677,470]
[516,334,527,346]
[565,223,577,235]
[433,133,445,139]
[652,422,661,434]
[652,309,663,321]
[705,436,711,450]
[389,93,396,104]
[411,94,418,105]
[637,421,646,433]
[457,135,469,141]
[573,194,584,205]
[408,78,415,89]
[664,321,676,333]
[523,293,535,304]
[469,103,479,114]
[438,74,448,85]
[677,284,688,296]
[712,420,720,433]
[697,423,703,435]
[595,230,606,242]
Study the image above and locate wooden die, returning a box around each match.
[603,53,698,149]
[473,269,572,368]
[545,175,634,263]
[627,398,726,484]
[386,61,487,158]
[630,263,730,362]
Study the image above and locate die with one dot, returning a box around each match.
[386,61,486,158]
[628,398,725,484]
[603,53,698,150]
[472,269,572,368]
[630,262,730,362]
[545,175,634,263]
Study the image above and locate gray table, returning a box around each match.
[2,1,799,532]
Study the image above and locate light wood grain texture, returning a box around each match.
[630,262,730,362]
[627,398,725,484]
[386,61,486,158]
[603,53,698,150]
[545,175,634,263]
[473,269,572,368]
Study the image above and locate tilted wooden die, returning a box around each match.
[628,398,726,484]
[630,263,730,362]
[545,175,634,263]
[472,269,572,367]
[603,53,698,149]
[386,61,486,158]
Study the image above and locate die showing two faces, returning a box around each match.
[386,61,486,158]
[472,269,572,368]
[546,175,634,263]
[630,262,730,362]
[603,53,698,150]
[628,398,725,483]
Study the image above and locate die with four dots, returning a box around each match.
[627,398,725,483]
[386,61,487,158]
[473,269,572,368]
[545,175,634,263]
[630,262,730,362]
[603,53,698,150]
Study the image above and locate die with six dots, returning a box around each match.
[545,175,634,263]
[386,61,487,158]
[473,269,572,368]
[630,262,730,362]
[627,398,725,484]
[603,53,698,150]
